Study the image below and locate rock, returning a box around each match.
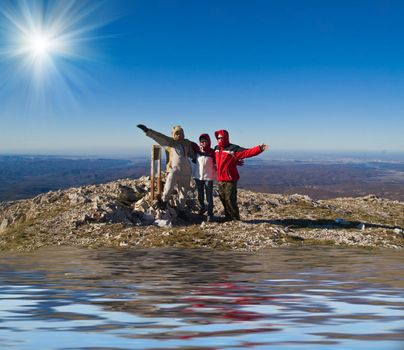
[117,185,138,205]
[0,175,403,251]
[266,199,280,207]
[103,204,134,225]
[289,194,313,203]
[154,219,172,227]
[73,214,93,227]
[363,194,380,202]
[153,206,177,227]
[0,219,9,232]
[134,184,147,194]
[134,197,149,212]
[141,209,155,225]
[68,191,90,204]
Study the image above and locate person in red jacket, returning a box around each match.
[214,129,268,221]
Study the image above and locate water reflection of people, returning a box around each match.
[86,249,271,326]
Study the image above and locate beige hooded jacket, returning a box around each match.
[145,127,196,175]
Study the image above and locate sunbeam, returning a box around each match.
[0,0,113,113]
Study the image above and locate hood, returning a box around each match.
[171,125,184,138]
[214,129,229,148]
[199,133,211,151]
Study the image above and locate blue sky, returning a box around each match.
[0,0,403,155]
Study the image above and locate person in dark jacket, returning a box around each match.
[192,133,216,222]
[214,129,268,221]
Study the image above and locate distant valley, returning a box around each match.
[1,154,404,202]
[238,159,404,201]
[0,155,148,202]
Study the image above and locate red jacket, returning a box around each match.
[214,130,264,182]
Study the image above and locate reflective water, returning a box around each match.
[0,247,403,350]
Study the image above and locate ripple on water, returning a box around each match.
[0,246,403,350]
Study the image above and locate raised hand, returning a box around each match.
[137,124,149,133]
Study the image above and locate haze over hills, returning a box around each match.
[238,158,404,201]
[1,152,404,203]
[0,155,148,202]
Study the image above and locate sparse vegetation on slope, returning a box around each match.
[1,176,403,251]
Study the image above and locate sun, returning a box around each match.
[21,30,61,65]
[28,33,53,58]
[1,2,75,74]
[0,0,112,106]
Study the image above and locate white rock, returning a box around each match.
[154,219,172,227]
[0,218,9,232]
[68,192,89,204]
[134,197,149,212]
[153,206,177,227]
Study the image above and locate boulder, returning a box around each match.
[117,185,138,205]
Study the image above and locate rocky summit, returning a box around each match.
[0,176,403,251]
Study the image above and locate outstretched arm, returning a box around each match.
[235,144,268,160]
[136,124,173,147]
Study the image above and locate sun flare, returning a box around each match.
[0,0,111,108]
[28,34,53,57]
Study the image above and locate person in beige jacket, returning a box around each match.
[137,124,196,218]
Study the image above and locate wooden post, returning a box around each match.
[157,149,162,197]
[150,146,155,200]
[150,145,162,200]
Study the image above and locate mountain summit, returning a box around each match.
[1,176,403,251]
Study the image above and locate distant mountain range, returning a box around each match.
[1,154,404,202]
[0,155,148,202]
[238,158,404,201]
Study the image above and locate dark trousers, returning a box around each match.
[195,179,214,216]
[218,181,240,220]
